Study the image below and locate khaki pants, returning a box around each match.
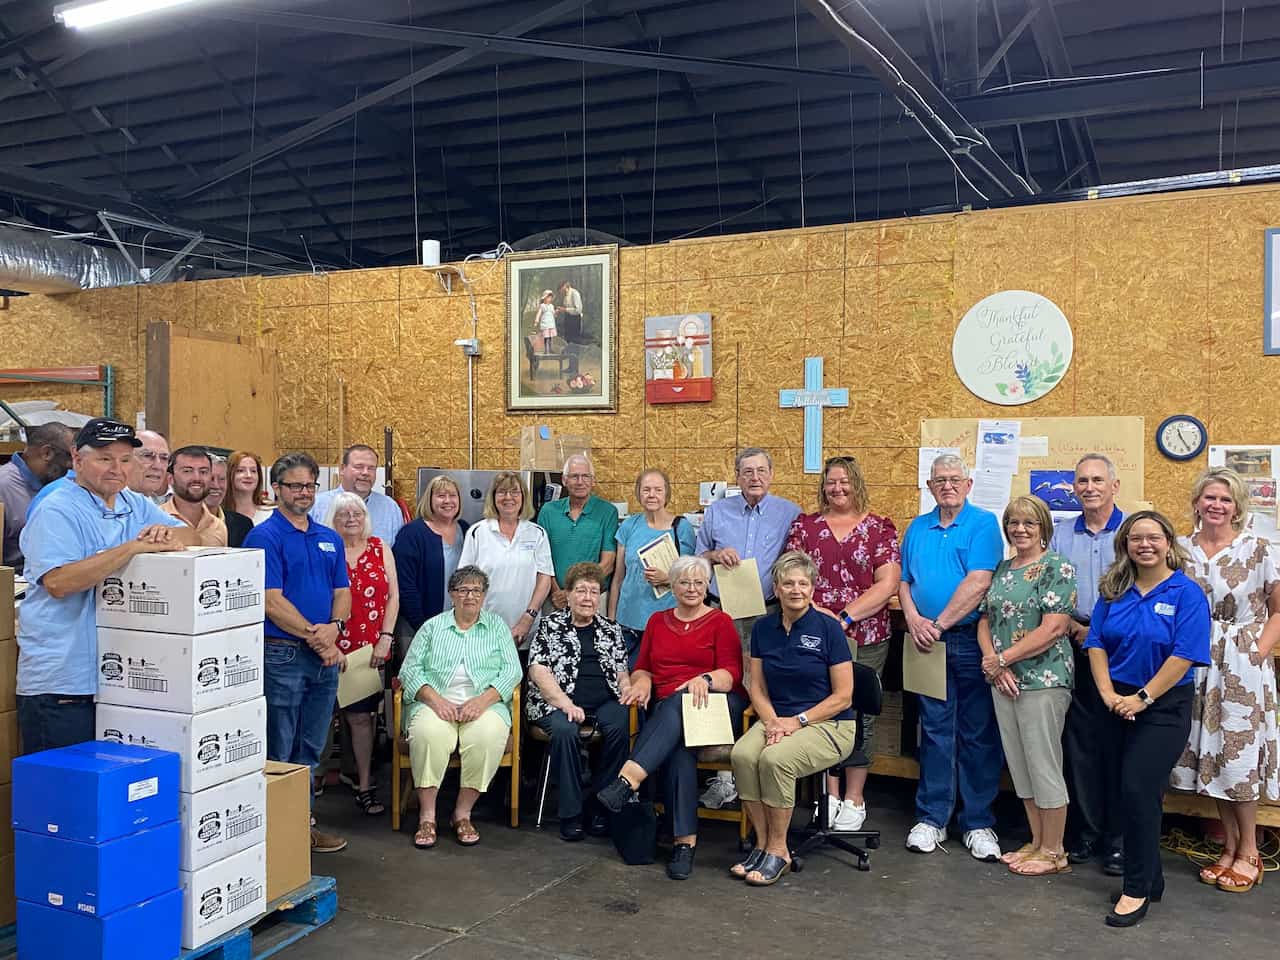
[731,718,857,808]
[408,706,509,791]
[991,686,1071,808]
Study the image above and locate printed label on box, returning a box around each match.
[128,777,159,802]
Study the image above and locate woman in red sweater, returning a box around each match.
[597,555,746,880]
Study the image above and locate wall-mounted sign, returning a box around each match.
[952,290,1073,406]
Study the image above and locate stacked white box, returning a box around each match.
[97,548,270,949]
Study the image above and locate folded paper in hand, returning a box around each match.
[681,692,735,747]
[337,644,383,708]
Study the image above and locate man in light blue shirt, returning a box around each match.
[899,453,1005,861]
[310,443,404,545]
[1049,453,1125,873]
[17,419,196,754]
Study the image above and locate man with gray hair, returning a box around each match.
[127,429,172,503]
[1050,453,1125,875]
[0,421,75,572]
[537,454,618,609]
[899,453,1005,860]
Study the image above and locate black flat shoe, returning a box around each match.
[1110,885,1162,904]
[744,853,791,887]
[1103,849,1125,876]
[1105,899,1149,928]
[559,817,585,842]
[596,777,635,814]
[667,842,696,880]
[1066,841,1096,865]
[586,813,610,837]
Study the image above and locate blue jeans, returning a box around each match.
[263,640,339,800]
[16,694,94,755]
[914,625,1004,833]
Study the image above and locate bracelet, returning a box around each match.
[379,631,394,639]
[838,610,854,628]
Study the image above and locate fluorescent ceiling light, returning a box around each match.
[54,0,220,30]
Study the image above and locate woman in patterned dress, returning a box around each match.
[1173,468,1280,894]
[328,491,401,816]
[977,495,1078,876]
[784,456,900,831]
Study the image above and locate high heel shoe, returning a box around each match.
[1105,898,1149,928]
[1217,854,1264,894]
[1199,851,1236,885]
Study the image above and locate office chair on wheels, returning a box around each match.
[790,660,883,873]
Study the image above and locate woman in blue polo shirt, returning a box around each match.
[1084,511,1210,928]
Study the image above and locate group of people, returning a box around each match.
[8,422,1277,924]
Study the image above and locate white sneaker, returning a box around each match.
[833,800,867,831]
[906,821,946,853]
[699,775,738,809]
[963,828,1002,862]
[815,794,843,826]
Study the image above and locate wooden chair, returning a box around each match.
[390,678,522,831]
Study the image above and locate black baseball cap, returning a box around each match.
[75,418,143,449]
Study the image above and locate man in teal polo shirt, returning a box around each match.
[899,453,1005,861]
[537,454,618,610]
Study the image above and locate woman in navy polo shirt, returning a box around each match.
[729,550,855,887]
[1084,511,1210,928]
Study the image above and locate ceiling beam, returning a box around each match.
[1027,0,1099,186]
[976,4,1038,86]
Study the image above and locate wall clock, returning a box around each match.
[1155,414,1207,461]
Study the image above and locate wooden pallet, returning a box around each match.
[180,876,337,960]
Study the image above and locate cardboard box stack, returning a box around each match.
[11,742,183,960]
[0,565,15,926]
[870,691,903,759]
[94,548,270,950]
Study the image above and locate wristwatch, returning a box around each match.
[1137,688,1156,706]
[701,673,714,688]
[838,610,854,629]
[329,618,346,632]
[931,618,943,632]
[525,608,539,619]
[797,712,810,727]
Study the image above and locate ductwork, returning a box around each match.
[0,225,138,293]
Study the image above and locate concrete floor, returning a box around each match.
[285,776,1277,960]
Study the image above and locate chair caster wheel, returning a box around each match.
[867,836,880,849]
[791,857,805,873]
[857,859,871,872]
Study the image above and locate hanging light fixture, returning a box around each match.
[54,0,221,30]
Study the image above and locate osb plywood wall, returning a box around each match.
[3,182,1279,533]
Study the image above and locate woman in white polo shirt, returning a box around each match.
[459,471,554,646]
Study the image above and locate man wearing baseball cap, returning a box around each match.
[16,418,200,753]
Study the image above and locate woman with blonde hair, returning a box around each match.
[1083,511,1210,927]
[1171,468,1280,894]
[977,495,1078,876]
[393,475,470,633]
[458,471,554,645]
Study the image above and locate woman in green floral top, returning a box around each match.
[978,495,1079,877]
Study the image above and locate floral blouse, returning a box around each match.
[525,609,629,721]
[980,551,1078,691]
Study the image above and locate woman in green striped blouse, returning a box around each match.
[399,564,523,849]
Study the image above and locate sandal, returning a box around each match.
[451,817,481,846]
[1217,855,1264,893]
[355,788,385,816]
[1000,842,1037,866]
[1010,850,1072,876]
[744,853,791,886]
[1199,850,1236,885]
[730,849,766,879]
[413,821,437,849]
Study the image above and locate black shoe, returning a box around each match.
[1066,840,1097,865]
[1104,898,1149,928]
[667,843,696,880]
[586,813,610,837]
[596,777,634,814]
[1103,849,1125,876]
[559,816,585,842]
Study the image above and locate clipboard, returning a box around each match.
[681,693,735,747]
[636,532,679,599]
[337,644,383,708]
[714,558,766,619]
[903,639,947,701]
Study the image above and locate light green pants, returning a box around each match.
[409,706,509,791]
[731,719,857,808]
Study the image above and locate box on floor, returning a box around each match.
[180,841,266,950]
[264,761,310,902]
[18,888,181,960]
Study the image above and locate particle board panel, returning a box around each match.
[952,207,1077,322]
[327,266,399,304]
[843,266,877,336]
[138,281,196,329]
[261,272,328,308]
[876,215,957,265]
[619,247,646,287]
[193,276,267,337]
[330,299,399,362]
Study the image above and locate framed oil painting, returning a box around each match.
[1266,228,1280,355]
[505,245,618,412]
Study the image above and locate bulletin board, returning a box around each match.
[921,416,1147,507]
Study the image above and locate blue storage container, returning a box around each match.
[12,741,179,843]
[17,888,182,960]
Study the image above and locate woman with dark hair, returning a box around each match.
[227,450,274,525]
[1083,511,1210,927]
[393,475,470,633]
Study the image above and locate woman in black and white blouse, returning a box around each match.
[527,561,632,841]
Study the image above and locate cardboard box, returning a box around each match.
[0,638,14,713]
[179,772,266,872]
[97,548,265,635]
[0,852,13,926]
[18,888,182,960]
[0,784,10,858]
[179,841,266,950]
[15,819,179,917]
[96,698,266,793]
[97,623,263,713]
[0,710,16,784]
[12,741,179,843]
[517,426,591,472]
[0,566,13,641]
[264,761,310,902]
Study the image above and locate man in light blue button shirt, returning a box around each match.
[17,419,197,754]
[1049,453,1125,873]
[311,443,404,545]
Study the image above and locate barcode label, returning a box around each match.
[226,882,262,915]
[128,676,168,693]
[226,813,263,839]
[225,664,259,687]
[227,740,260,762]
[226,593,261,611]
[129,599,169,615]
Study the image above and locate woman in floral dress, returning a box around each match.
[978,495,1078,876]
[784,456,900,831]
[1173,468,1280,894]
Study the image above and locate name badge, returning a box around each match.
[798,634,822,650]
[1153,602,1175,616]
[318,542,336,553]
[519,541,537,552]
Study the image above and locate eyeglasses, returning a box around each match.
[82,485,133,520]
[675,579,707,589]
[277,482,319,494]
[564,473,594,482]
[451,586,485,596]
[495,489,522,499]
[1006,519,1040,529]
[1127,534,1167,545]
[333,511,365,521]
[930,477,965,488]
[136,450,171,464]
[571,586,601,597]
[738,468,770,479]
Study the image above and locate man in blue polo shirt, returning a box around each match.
[17,418,195,753]
[899,454,1005,860]
[1050,453,1125,874]
[244,451,351,854]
